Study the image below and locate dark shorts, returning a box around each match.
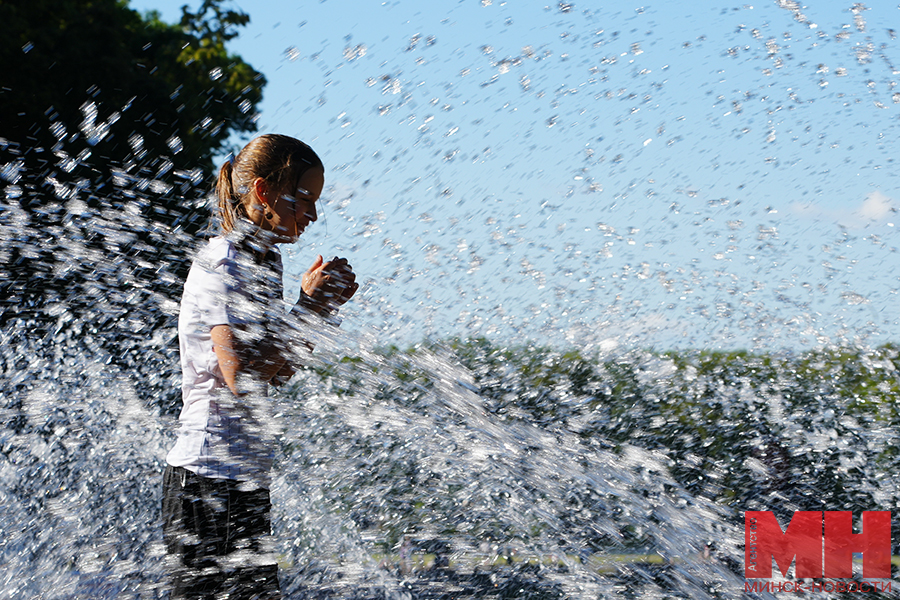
[161,465,281,600]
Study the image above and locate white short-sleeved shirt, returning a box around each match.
[166,229,284,490]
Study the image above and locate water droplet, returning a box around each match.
[147,180,171,194]
[343,44,367,61]
[382,78,402,95]
[50,122,67,140]
[840,291,869,305]
[166,136,183,154]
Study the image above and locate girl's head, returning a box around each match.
[216,134,324,241]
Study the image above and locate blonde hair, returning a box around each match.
[216,134,323,232]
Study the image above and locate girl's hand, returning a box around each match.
[301,255,359,314]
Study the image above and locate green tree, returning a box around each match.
[0,0,264,177]
[0,0,265,409]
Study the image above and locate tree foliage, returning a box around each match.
[295,338,900,551]
[0,0,265,402]
[0,0,264,177]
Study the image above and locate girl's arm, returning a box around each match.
[264,255,358,386]
[211,324,288,395]
[271,360,296,386]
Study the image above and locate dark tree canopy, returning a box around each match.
[0,0,265,177]
[0,0,266,408]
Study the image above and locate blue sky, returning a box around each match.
[131,0,899,350]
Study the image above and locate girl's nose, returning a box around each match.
[306,202,318,222]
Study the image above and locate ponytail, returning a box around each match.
[216,159,242,233]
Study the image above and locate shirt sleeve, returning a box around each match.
[185,241,240,329]
[186,239,284,336]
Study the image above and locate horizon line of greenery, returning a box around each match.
[276,336,899,556]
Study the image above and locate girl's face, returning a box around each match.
[259,168,324,243]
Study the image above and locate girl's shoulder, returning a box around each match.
[196,235,238,265]
[183,237,238,284]
[205,235,237,256]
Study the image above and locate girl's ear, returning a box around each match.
[252,177,269,205]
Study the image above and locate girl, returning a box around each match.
[162,134,357,599]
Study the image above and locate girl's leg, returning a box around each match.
[222,483,281,599]
[162,465,229,599]
[162,466,281,599]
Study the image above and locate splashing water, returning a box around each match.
[2,258,897,599]
[1,134,896,595]
[4,2,900,598]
